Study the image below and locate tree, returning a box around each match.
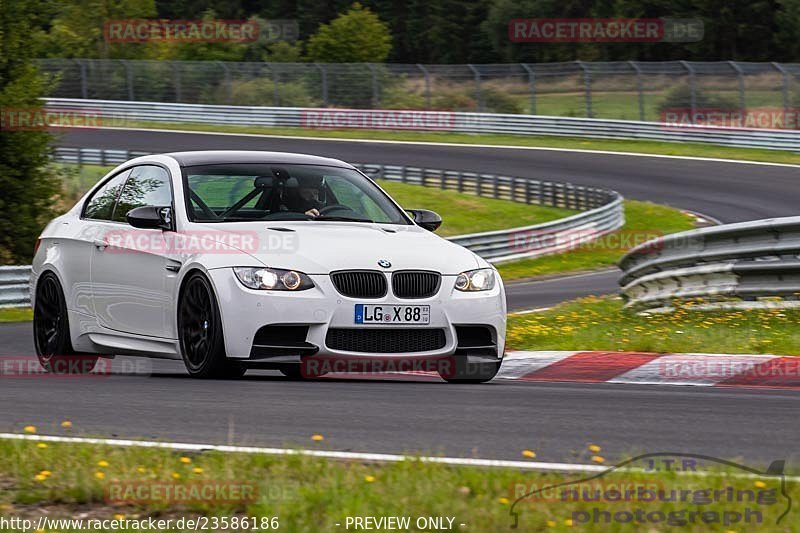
[0,0,61,264]
[36,0,157,59]
[306,3,392,62]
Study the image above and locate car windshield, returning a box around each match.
[183,163,410,225]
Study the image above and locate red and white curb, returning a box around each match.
[498,351,800,390]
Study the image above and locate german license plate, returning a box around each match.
[354,304,430,324]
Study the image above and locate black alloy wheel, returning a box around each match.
[178,272,246,379]
[34,272,98,374]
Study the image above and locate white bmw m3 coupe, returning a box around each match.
[31,151,506,382]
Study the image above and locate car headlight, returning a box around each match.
[454,268,496,292]
[233,267,314,291]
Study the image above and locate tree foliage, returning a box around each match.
[306,3,392,63]
[0,0,61,264]
[18,1,800,67]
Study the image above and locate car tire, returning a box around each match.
[34,272,98,374]
[438,357,501,384]
[178,272,246,379]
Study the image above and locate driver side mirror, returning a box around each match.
[408,209,442,232]
[127,206,174,231]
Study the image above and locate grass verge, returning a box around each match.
[378,181,575,237]
[508,295,800,355]
[0,437,794,531]
[496,200,696,282]
[115,120,800,165]
[0,307,33,323]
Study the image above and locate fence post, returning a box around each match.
[577,61,592,118]
[467,64,483,112]
[521,63,536,114]
[417,64,431,110]
[269,63,280,106]
[217,61,232,104]
[315,63,329,107]
[680,61,696,123]
[75,59,88,99]
[368,64,380,108]
[172,61,182,102]
[122,60,134,101]
[728,61,746,118]
[629,61,644,121]
[772,62,790,120]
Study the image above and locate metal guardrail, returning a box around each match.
[618,217,800,311]
[44,98,800,151]
[354,164,624,262]
[0,267,32,308]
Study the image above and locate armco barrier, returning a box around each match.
[0,266,32,308]
[44,98,800,151]
[0,148,624,308]
[618,217,800,311]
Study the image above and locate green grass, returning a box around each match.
[0,437,795,531]
[0,307,32,323]
[377,181,575,237]
[496,200,697,282]
[508,295,800,355]
[116,120,800,165]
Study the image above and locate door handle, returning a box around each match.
[93,239,107,251]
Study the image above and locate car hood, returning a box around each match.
[193,221,483,274]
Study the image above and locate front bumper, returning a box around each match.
[208,268,507,360]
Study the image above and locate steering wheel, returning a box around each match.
[318,204,350,215]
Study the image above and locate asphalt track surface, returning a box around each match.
[2,322,799,465]
[0,127,798,465]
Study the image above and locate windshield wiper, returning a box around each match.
[315,215,374,223]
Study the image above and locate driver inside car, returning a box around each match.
[283,175,324,217]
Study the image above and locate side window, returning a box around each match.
[83,169,131,221]
[112,165,172,223]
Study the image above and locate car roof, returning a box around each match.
[165,150,355,168]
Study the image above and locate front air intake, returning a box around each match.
[326,328,447,353]
[392,271,441,299]
[330,270,387,298]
